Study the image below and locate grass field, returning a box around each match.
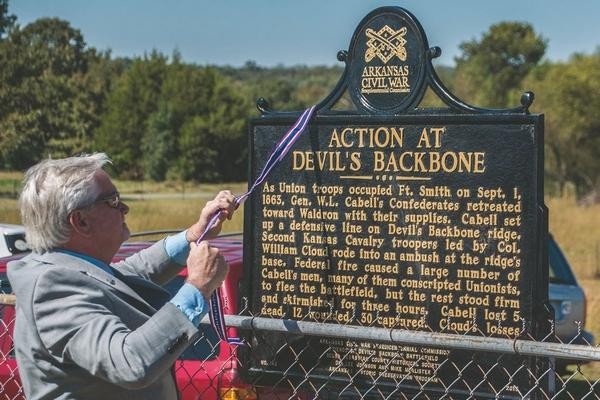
[547,196,600,279]
[124,196,246,234]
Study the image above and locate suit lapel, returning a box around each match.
[110,268,172,310]
[33,252,157,312]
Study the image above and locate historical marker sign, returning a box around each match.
[242,7,548,399]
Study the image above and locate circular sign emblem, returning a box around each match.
[348,7,428,114]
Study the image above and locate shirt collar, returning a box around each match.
[54,248,113,276]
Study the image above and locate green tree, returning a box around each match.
[177,116,218,181]
[0,0,16,40]
[418,65,455,108]
[220,63,344,112]
[160,54,215,135]
[94,51,168,177]
[453,22,546,107]
[205,73,250,181]
[95,54,249,182]
[141,105,176,181]
[0,111,45,169]
[524,53,600,197]
[175,70,249,182]
[0,17,98,168]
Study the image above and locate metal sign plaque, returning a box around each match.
[241,7,549,399]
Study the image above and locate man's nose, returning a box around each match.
[119,201,129,215]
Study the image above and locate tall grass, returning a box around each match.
[0,171,21,198]
[120,182,248,234]
[124,198,245,234]
[0,197,20,224]
[547,196,600,279]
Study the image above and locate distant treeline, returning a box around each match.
[0,2,598,197]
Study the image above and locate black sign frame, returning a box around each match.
[240,6,550,399]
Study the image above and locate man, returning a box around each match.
[7,153,236,400]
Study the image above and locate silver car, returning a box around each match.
[549,234,593,346]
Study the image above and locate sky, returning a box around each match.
[9,0,600,67]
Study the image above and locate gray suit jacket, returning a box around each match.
[7,240,200,400]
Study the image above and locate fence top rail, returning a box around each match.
[216,315,600,362]
[3,295,595,361]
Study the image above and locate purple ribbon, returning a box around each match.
[196,106,316,345]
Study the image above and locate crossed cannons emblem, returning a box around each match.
[365,25,408,63]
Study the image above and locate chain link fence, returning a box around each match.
[1,296,599,399]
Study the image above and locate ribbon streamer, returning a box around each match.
[196,106,317,344]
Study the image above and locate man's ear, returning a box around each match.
[69,210,93,237]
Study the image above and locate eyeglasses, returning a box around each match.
[94,191,121,209]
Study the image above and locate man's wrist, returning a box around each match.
[185,279,211,302]
[186,223,202,243]
[164,230,191,265]
[170,283,207,326]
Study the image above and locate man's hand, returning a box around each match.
[186,241,229,300]
[186,190,236,242]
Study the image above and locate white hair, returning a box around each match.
[19,153,112,253]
